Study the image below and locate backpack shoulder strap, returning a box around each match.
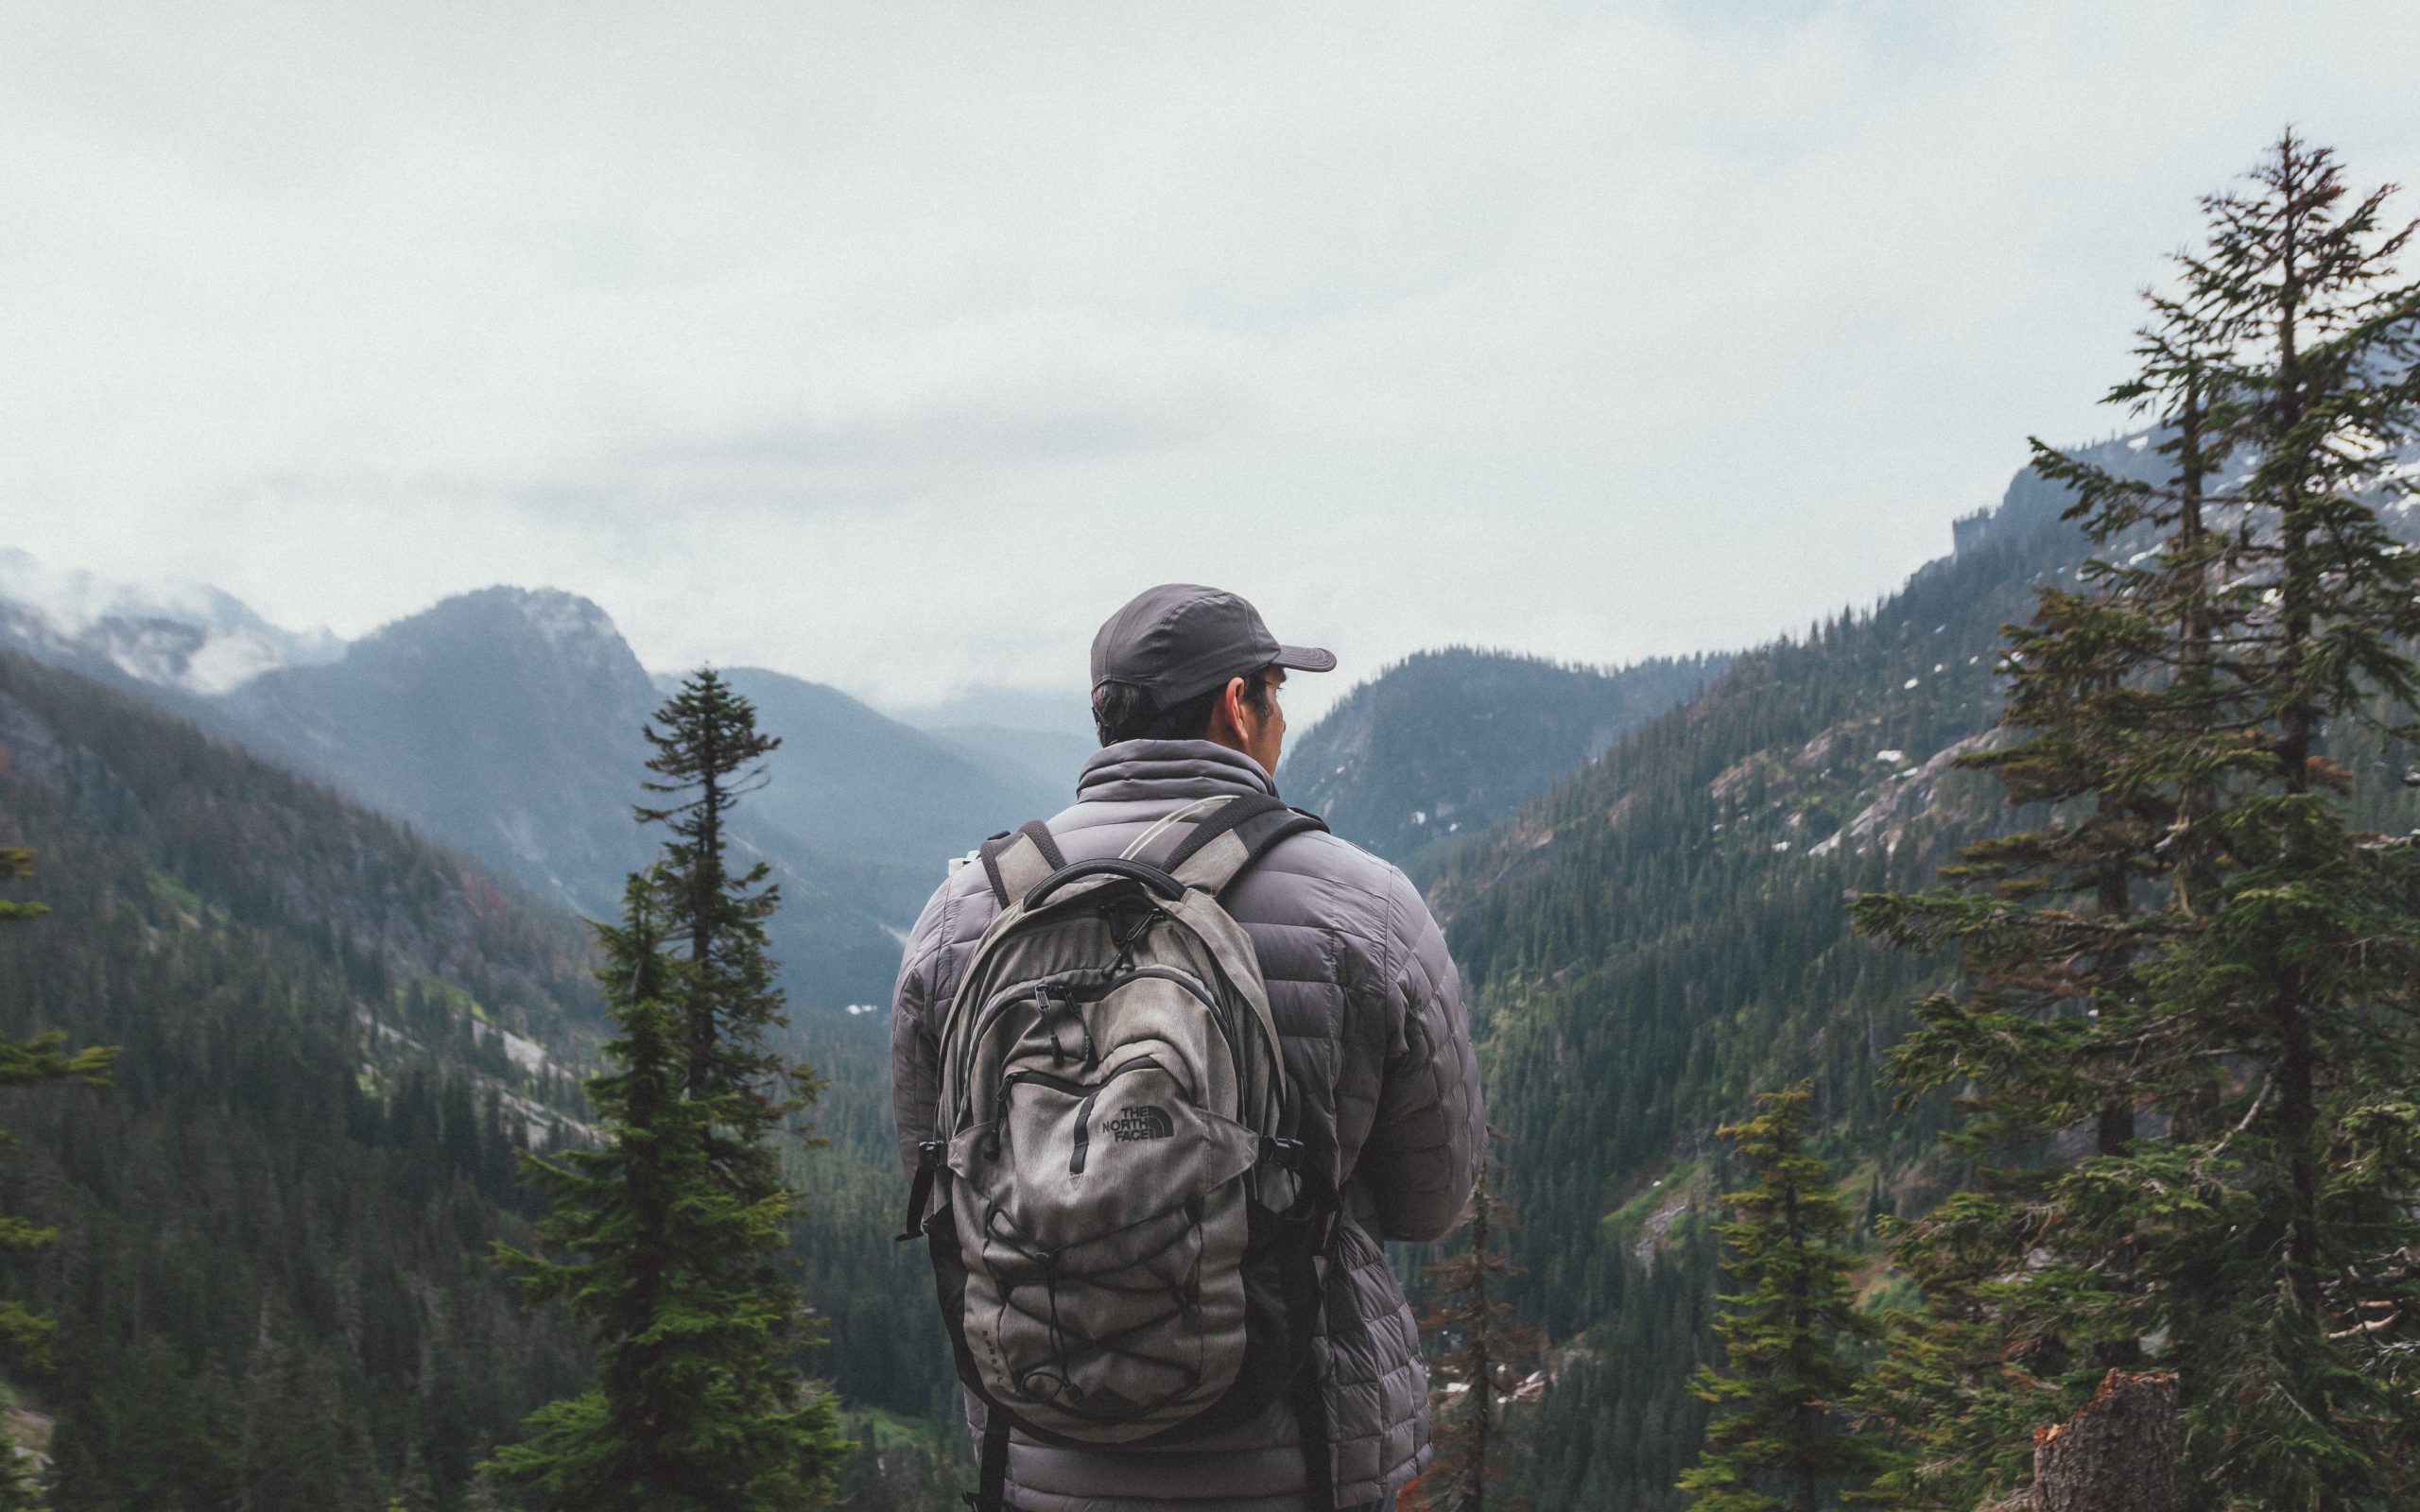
[1123,792,1329,897]
[977,820,1067,907]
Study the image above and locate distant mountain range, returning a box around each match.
[1282,647,1729,875]
[884,686,1100,793]
[0,571,1063,1006]
[0,426,2215,1023]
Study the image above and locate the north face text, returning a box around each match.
[1108,1105,1174,1142]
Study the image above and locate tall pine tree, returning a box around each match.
[638,670,806,1147]
[493,671,849,1510]
[1857,132,2420,1510]
[1679,1084,1889,1512]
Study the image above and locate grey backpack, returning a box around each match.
[899,793,1338,1511]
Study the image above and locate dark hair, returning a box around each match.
[1093,667,1274,746]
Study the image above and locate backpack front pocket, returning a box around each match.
[989,1053,1258,1249]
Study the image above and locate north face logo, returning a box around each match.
[1108,1105,1174,1142]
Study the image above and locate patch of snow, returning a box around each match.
[467,1021,552,1075]
[499,1030,547,1074]
[181,632,291,696]
[520,590,619,650]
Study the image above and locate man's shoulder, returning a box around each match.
[904,849,1007,971]
[1259,820,1402,890]
[1236,821,1428,944]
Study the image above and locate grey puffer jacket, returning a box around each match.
[892,740,1486,1511]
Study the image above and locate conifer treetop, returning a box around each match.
[1681,1083,1891,1512]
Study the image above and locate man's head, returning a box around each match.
[1089,584,1333,774]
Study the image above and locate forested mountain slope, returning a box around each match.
[1442,435,2192,1307]
[0,576,1056,1487]
[1283,648,1727,875]
[1434,438,2183,1508]
[0,568,1070,1006]
[0,649,601,1511]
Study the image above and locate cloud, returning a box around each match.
[2,1,2416,717]
[587,382,1250,514]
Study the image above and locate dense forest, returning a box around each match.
[0,649,597,1509]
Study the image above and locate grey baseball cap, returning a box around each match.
[1091,584,1336,710]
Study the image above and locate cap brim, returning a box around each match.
[1271,644,1337,674]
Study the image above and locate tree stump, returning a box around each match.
[2030,1370,2179,1512]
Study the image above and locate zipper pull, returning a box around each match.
[1037,984,1068,1065]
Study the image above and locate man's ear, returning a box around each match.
[1205,676,1248,747]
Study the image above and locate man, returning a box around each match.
[891,583,1487,1512]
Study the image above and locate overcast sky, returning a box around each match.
[5,2,2416,720]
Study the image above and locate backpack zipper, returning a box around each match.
[956,967,1093,1119]
[1000,1056,1171,1175]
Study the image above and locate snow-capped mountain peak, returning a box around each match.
[0,547,344,696]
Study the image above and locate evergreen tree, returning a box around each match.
[1848,416,2202,1506]
[493,668,850,1510]
[1414,1141,1534,1512]
[637,669,810,1158]
[0,848,117,1511]
[1679,1084,1889,1512]
[492,871,846,1509]
[1856,132,2420,1511]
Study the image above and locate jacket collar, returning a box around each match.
[1075,739,1278,805]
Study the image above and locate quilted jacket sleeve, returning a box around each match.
[890,880,953,1173]
[1357,868,1487,1244]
